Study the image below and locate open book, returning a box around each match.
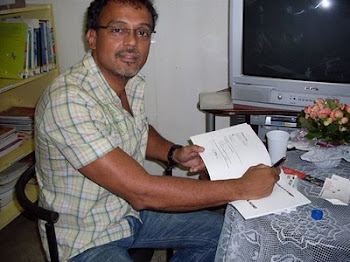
[190,123,310,219]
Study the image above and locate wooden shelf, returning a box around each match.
[0,4,59,230]
[0,69,58,94]
[0,139,34,173]
[0,183,39,230]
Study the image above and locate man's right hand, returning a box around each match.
[235,164,281,200]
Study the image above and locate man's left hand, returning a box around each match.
[173,145,205,173]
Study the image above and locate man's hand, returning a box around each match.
[173,145,205,173]
[235,164,280,200]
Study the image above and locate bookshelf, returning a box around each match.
[0,4,59,229]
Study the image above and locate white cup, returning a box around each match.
[266,130,290,165]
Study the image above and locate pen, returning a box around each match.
[272,157,286,167]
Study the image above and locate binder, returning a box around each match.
[0,22,27,79]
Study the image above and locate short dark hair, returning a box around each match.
[86,0,158,33]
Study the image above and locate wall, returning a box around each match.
[27,0,230,176]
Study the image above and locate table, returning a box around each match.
[215,150,350,262]
[201,104,298,132]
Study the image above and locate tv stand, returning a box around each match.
[198,89,298,133]
[200,102,297,132]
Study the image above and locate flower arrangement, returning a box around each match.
[298,98,350,144]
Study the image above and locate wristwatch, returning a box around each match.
[166,144,183,169]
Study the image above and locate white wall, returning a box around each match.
[27,0,230,176]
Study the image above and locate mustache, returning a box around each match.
[115,49,141,59]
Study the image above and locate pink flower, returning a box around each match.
[317,108,331,118]
[315,98,325,109]
[345,104,350,114]
[315,98,325,104]
[304,106,312,114]
[330,109,344,120]
[309,111,317,119]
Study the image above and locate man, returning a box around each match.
[35,0,280,261]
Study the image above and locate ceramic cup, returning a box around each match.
[266,130,290,165]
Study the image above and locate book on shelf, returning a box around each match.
[0,22,27,79]
[0,161,30,186]
[0,106,35,121]
[0,154,34,209]
[0,107,34,140]
[0,0,26,11]
[190,123,311,219]
[0,17,55,78]
[3,18,40,78]
[0,126,16,140]
[0,187,16,209]
[0,129,19,149]
[0,138,22,158]
[39,20,48,73]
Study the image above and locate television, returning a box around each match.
[229,0,350,111]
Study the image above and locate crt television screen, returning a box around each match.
[243,0,350,85]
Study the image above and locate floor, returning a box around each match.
[0,212,167,262]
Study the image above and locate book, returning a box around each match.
[0,0,26,10]
[0,179,17,195]
[199,91,233,110]
[0,161,30,186]
[0,126,16,140]
[0,139,22,158]
[0,22,27,79]
[0,131,18,149]
[39,20,48,72]
[0,187,15,209]
[190,123,311,219]
[0,106,35,122]
[3,18,40,77]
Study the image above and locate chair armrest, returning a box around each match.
[15,165,59,224]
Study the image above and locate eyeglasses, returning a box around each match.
[97,26,156,41]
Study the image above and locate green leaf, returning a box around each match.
[326,99,338,110]
[298,117,318,131]
[304,130,323,140]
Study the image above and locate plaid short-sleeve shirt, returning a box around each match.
[35,51,149,261]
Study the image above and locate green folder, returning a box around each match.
[0,22,27,79]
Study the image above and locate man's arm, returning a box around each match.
[146,125,174,163]
[79,146,280,212]
[146,125,205,172]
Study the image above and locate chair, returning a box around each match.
[15,165,171,262]
[15,165,60,262]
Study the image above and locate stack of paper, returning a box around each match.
[0,160,31,209]
[190,123,310,219]
[0,126,21,158]
[0,107,35,139]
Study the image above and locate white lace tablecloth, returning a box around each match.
[215,150,350,262]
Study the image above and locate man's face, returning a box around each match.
[87,1,153,80]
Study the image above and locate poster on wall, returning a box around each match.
[0,0,26,10]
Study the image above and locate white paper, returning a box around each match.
[190,123,271,180]
[190,123,311,219]
[230,179,311,219]
[319,175,350,205]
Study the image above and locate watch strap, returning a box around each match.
[166,144,183,169]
